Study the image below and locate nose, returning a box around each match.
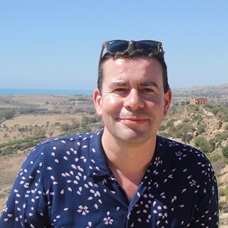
[124,89,144,111]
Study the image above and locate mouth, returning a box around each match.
[117,117,149,125]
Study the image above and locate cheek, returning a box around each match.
[109,95,119,105]
[102,95,123,114]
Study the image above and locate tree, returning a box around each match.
[60,123,71,132]
[33,127,46,137]
[70,118,80,130]
[81,115,90,127]
[0,109,16,119]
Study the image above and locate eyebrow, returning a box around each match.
[109,81,160,91]
[140,81,160,91]
[109,81,127,88]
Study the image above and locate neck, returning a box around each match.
[101,129,157,174]
[101,130,157,201]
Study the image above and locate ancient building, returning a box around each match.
[190,97,208,106]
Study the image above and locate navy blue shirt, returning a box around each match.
[0,130,218,227]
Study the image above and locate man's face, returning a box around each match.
[93,57,172,145]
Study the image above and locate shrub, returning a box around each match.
[182,134,193,144]
[0,109,16,119]
[222,146,228,159]
[159,125,166,131]
[189,104,199,112]
[81,115,90,127]
[225,185,228,201]
[54,122,61,126]
[60,123,71,132]
[194,137,214,153]
[214,133,228,145]
[70,119,80,129]
[183,118,190,123]
[225,125,228,132]
[192,115,203,122]
[197,124,207,134]
[208,153,223,162]
[33,127,46,137]
[166,119,175,128]
[0,147,15,156]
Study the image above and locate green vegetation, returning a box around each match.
[205,104,228,122]
[196,123,207,134]
[194,137,214,153]
[0,109,16,120]
[0,113,103,156]
[222,147,228,159]
[0,99,227,163]
[225,185,228,201]
[208,153,223,162]
[159,103,228,164]
[60,115,103,134]
[182,134,193,144]
[0,135,46,156]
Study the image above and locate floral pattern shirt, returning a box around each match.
[0,129,218,227]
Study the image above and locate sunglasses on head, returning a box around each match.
[99,40,164,65]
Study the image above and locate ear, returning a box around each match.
[163,89,172,117]
[93,88,103,117]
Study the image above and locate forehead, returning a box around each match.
[102,57,163,79]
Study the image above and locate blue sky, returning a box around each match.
[0,0,227,90]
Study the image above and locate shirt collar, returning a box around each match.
[88,129,111,177]
[87,130,172,178]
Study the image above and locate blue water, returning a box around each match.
[0,88,93,96]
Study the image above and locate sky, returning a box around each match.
[0,0,227,91]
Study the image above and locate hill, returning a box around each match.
[173,83,228,98]
[0,85,228,225]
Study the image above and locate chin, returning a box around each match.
[116,130,153,142]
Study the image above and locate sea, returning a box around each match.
[0,88,93,96]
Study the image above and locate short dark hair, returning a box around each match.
[97,49,170,94]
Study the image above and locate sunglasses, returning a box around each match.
[99,39,163,65]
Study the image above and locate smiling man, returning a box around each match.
[94,57,171,145]
[0,40,219,227]
[94,55,172,203]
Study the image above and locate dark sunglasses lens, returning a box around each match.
[137,41,159,53]
[107,41,129,54]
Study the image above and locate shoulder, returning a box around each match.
[157,135,207,158]
[156,136,213,173]
[155,136,217,192]
[25,130,103,163]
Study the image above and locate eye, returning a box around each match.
[141,87,156,94]
[113,87,128,93]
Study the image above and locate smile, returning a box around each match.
[117,117,149,125]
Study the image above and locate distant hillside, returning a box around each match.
[173,83,228,99]
[158,102,228,226]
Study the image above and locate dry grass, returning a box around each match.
[2,114,81,127]
[0,114,83,144]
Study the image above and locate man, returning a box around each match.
[0,40,218,227]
